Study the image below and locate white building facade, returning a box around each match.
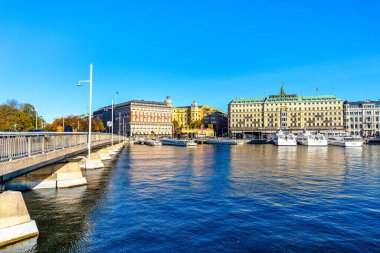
[344,100,380,137]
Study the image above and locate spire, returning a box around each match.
[280,83,285,96]
[191,98,198,107]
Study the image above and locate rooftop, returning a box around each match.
[230,87,342,104]
[94,99,168,112]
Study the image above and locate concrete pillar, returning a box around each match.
[0,191,39,247]
[55,162,87,188]
[5,163,87,190]
[5,167,57,190]
[96,149,112,160]
[107,147,117,156]
[79,154,104,170]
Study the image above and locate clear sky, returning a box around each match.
[1,0,379,122]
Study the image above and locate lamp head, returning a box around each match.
[77,82,82,87]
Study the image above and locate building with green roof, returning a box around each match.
[228,86,344,138]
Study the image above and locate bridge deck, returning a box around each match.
[0,132,121,181]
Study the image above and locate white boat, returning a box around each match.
[160,139,197,147]
[205,138,237,145]
[273,130,297,146]
[144,139,162,146]
[327,136,363,147]
[297,130,327,146]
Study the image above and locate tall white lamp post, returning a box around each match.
[77,63,93,159]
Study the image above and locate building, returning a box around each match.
[343,100,380,137]
[94,98,173,137]
[228,86,344,138]
[171,98,228,137]
[204,110,229,136]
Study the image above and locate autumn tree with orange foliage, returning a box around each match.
[45,116,105,132]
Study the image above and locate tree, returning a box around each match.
[190,120,202,129]
[172,120,179,129]
[45,115,106,132]
[0,105,34,131]
[21,103,36,116]
[93,117,106,132]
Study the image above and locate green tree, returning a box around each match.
[0,105,34,131]
[172,119,179,129]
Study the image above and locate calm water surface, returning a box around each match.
[4,145,380,252]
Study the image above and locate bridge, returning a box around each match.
[0,132,125,181]
[0,132,128,247]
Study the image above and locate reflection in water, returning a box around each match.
[0,237,37,253]
[3,145,380,252]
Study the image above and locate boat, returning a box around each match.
[160,139,197,147]
[144,139,162,146]
[248,139,273,144]
[273,130,297,146]
[366,138,380,145]
[205,138,237,145]
[296,130,327,146]
[327,136,363,147]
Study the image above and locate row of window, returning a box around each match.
[230,122,340,128]
[231,101,341,107]
[349,124,380,129]
[347,117,380,122]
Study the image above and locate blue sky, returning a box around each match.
[0,0,379,122]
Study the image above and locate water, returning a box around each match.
[3,145,380,252]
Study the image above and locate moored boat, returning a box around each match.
[273,130,297,146]
[205,138,237,145]
[327,136,363,147]
[160,139,197,147]
[297,130,327,146]
[144,139,162,146]
[248,139,273,144]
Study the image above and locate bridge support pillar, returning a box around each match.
[55,162,87,188]
[79,154,104,170]
[5,162,87,190]
[97,149,112,160]
[0,191,39,247]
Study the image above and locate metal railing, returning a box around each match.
[0,132,117,163]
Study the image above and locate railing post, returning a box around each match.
[8,137,13,161]
[28,136,32,157]
[41,136,45,154]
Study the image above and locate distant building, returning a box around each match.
[228,86,344,138]
[171,98,228,137]
[94,98,172,137]
[204,110,229,136]
[343,100,380,137]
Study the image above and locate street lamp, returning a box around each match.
[76,63,93,159]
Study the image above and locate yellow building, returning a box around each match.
[171,99,221,128]
[228,86,344,137]
[166,97,227,137]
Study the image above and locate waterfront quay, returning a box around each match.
[1,143,379,252]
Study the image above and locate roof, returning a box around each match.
[229,98,265,103]
[230,94,342,104]
[346,100,380,107]
[94,99,168,112]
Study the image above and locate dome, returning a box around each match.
[165,96,173,107]
[191,99,198,107]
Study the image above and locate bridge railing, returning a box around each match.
[0,132,117,163]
